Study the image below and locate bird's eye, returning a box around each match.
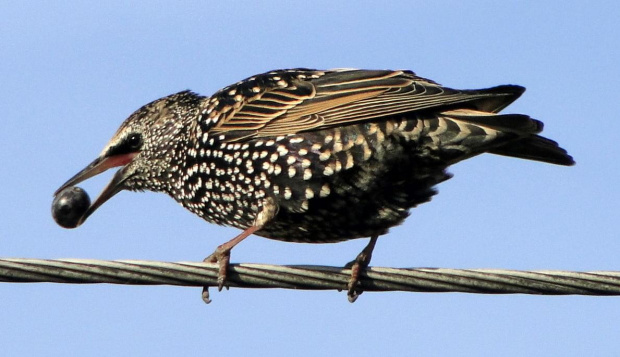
[126,133,142,151]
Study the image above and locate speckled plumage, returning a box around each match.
[56,68,574,301]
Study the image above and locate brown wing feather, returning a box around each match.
[209,69,522,142]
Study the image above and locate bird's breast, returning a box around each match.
[169,117,451,242]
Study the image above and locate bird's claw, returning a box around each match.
[346,258,365,303]
[345,255,371,302]
[202,247,232,304]
[345,236,377,303]
[201,287,212,304]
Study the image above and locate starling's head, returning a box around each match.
[55,90,203,226]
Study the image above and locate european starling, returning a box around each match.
[54,68,574,302]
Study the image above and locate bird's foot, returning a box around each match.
[345,253,370,303]
[345,235,378,303]
[199,200,288,304]
[201,245,232,304]
[205,246,232,291]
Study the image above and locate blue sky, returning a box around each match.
[1,1,619,356]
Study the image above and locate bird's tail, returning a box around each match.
[487,135,575,166]
[434,109,574,166]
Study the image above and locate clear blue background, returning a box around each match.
[1,2,618,356]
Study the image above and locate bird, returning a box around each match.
[54,68,574,302]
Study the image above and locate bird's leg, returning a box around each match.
[345,235,379,303]
[204,225,260,288]
[202,198,277,304]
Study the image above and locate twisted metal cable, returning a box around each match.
[2,258,620,301]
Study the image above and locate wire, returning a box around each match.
[2,258,619,302]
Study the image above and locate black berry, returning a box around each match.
[52,186,90,229]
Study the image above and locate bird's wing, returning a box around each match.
[205,69,523,142]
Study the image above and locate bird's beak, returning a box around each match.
[55,153,137,226]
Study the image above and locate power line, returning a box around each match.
[2,258,619,302]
